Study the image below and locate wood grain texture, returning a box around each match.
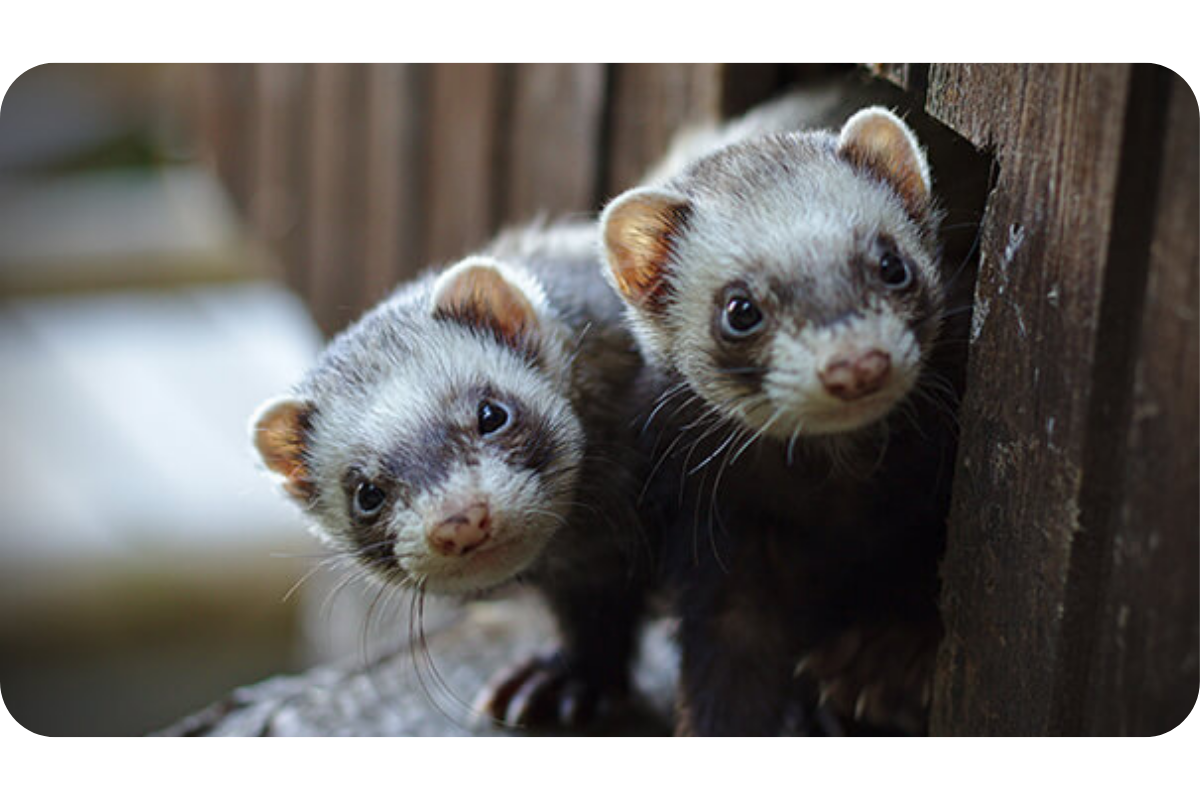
[1079,71,1199,735]
[925,64,1198,735]
[424,63,505,267]
[159,592,677,736]
[603,64,723,196]
[502,64,606,224]
[927,64,1130,735]
[360,64,428,307]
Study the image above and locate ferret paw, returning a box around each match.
[794,619,940,735]
[473,651,625,731]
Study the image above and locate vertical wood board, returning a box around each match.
[423,63,505,267]
[923,64,1196,735]
[502,64,607,224]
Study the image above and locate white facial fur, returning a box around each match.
[263,263,586,595]
[603,125,942,441]
[755,301,923,435]
[380,453,566,594]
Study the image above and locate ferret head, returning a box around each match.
[601,107,943,438]
[250,258,584,594]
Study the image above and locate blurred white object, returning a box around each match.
[0,282,321,562]
[0,65,332,734]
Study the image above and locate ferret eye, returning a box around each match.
[477,399,510,436]
[353,481,387,518]
[722,295,764,338]
[879,252,913,289]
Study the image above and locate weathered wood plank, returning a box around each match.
[247,64,305,288]
[501,64,607,224]
[191,64,255,212]
[305,64,371,335]
[159,592,677,736]
[927,64,1126,735]
[1080,70,1199,735]
[603,64,723,196]
[423,63,505,267]
[359,64,428,306]
[924,64,1198,735]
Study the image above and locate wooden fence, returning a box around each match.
[189,63,1198,736]
[189,64,820,334]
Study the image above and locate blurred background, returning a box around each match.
[0,63,834,736]
[0,63,325,736]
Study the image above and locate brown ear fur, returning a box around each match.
[251,397,315,502]
[837,108,931,221]
[431,261,541,354]
[602,189,692,314]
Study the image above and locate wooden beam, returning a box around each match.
[501,64,607,224]
[1078,70,1199,735]
[423,63,506,267]
[926,64,1197,735]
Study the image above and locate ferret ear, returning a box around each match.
[250,396,315,503]
[601,188,692,314]
[431,258,542,353]
[837,107,932,220]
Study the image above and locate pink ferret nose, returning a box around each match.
[427,502,492,556]
[819,349,892,401]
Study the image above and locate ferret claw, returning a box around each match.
[476,651,616,731]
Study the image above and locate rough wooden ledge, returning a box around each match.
[158,592,678,736]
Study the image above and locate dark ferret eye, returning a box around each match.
[879,252,913,289]
[353,481,387,518]
[722,295,765,338]
[477,399,510,436]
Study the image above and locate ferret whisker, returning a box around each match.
[669,386,708,416]
[414,583,477,726]
[915,379,959,415]
[281,559,336,604]
[679,412,741,504]
[554,322,592,395]
[524,507,569,527]
[937,304,975,320]
[702,405,762,572]
[642,387,701,456]
[786,418,806,466]
[360,576,399,702]
[403,579,469,730]
[640,402,725,503]
[943,218,984,292]
[640,381,691,433]
[649,378,690,408]
[687,424,743,567]
[912,370,961,422]
[317,566,369,629]
[679,402,728,434]
[269,549,351,560]
[692,395,768,570]
[896,395,928,439]
[404,582,443,721]
[715,365,769,377]
[910,384,960,432]
[730,404,783,467]
[686,391,768,472]
[687,422,742,476]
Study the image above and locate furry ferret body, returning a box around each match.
[602,83,978,735]
[252,219,654,728]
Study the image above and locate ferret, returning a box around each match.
[600,99,970,735]
[251,220,652,729]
